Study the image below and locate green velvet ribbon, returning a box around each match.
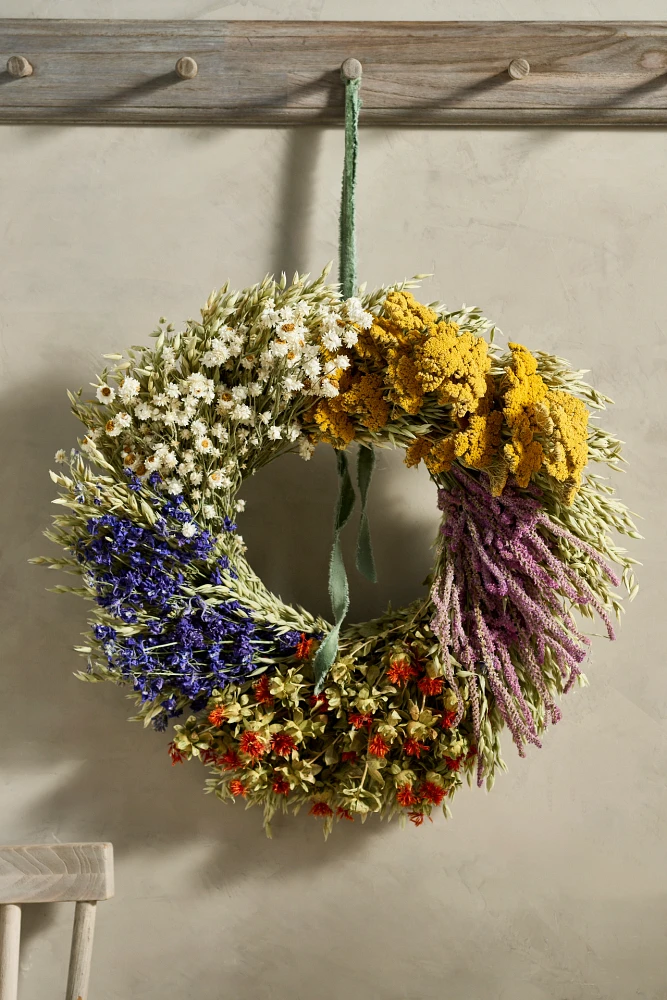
[339,73,361,301]
[313,71,377,693]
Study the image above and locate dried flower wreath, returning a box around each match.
[37,271,639,836]
[36,70,639,836]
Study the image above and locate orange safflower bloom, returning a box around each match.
[219,748,242,771]
[272,776,291,796]
[387,659,418,686]
[445,757,462,772]
[270,733,297,758]
[207,705,226,727]
[253,675,274,705]
[341,751,358,763]
[419,781,446,806]
[310,693,329,711]
[396,784,418,807]
[168,743,184,765]
[418,676,444,696]
[368,734,390,758]
[441,709,457,729]
[403,737,429,758]
[309,801,333,818]
[229,779,247,797]
[408,811,432,827]
[238,731,267,759]
[336,807,354,822]
[348,712,373,730]
[295,633,315,660]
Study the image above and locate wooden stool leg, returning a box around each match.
[65,901,97,1000]
[0,903,21,1000]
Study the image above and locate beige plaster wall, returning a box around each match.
[1,3,665,998]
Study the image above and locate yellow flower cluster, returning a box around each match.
[309,293,589,503]
[310,372,390,448]
[310,291,492,446]
[500,343,589,500]
[402,342,589,502]
[501,342,550,488]
[405,382,503,477]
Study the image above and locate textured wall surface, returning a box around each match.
[1,3,665,998]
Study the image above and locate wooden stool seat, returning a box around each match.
[0,843,114,1000]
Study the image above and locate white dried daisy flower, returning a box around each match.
[119,376,141,403]
[321,331,342,352]
[135,402,153,420]
[231,403,253,423]
[271,340,289,359]
[184,373,215,402]
[282,375,304,394]
[195,436,217,455]
[165,477,183,495]
[344,297,373,328]
[181,522,197,538]
[211,423,229,442]
[104,417,123,437]
[298,436,315,461]
[319,380,339,398]
[201,340,231,368]
[208,470,231,490]
[54,449,67,464]
[96,384,115,404]
[302,357,321,379]
[190,419,208,437]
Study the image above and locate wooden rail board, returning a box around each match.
[2,20,667,125]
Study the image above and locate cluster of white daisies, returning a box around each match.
[69,289,374,525]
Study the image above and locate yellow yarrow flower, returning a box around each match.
[340,373,390,432]
[423,435,457,475]
[310,396,356,448]
[385,352,424,415]
[382,290,439,332]
[500,344,588,499]
[542,388,589,502]
[415,323,491,417]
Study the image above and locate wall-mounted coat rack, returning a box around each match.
[2,20,667,126]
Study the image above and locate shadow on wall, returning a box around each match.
[0,125,440,958]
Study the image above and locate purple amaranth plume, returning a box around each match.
[431,468,619,786]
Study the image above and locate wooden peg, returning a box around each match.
[341,58,362,81]
[508,58,530,80]
[6,56,33,78]
[175,56,198,80]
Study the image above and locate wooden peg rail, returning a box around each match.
[3,20,667,125]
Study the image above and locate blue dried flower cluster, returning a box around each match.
[79,498,305,729]
[77,510,215,622]
[93,595,276,702]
